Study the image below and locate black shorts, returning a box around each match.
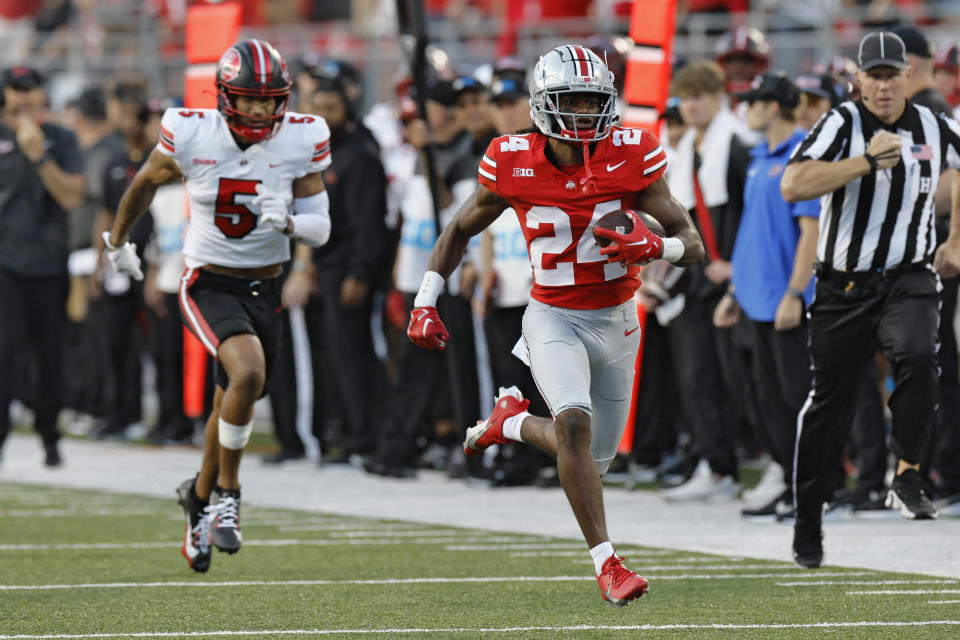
[178,267,283,393]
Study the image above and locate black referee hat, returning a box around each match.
[858,32,909,71]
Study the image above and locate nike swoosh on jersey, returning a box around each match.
[625,326,640,336]
[269,162,282,168]
[606,161,626,172]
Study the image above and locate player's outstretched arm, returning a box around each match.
[634,176,705,267]
[408,184,508,351]
[107,148,182,247]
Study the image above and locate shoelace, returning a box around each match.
[212,496,239,529]
[604,556,635,587]
[193,507,213,552]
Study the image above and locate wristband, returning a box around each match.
[660,237,685,263]
[786,287,804,299]
[413,270,444,307]
[864,153,878,172]
[291,259,308,272]
[31,153,50,168]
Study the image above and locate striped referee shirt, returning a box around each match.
[789,99,960,272]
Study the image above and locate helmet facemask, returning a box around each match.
[217,85,289,142]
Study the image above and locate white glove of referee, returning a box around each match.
[101,231,143,281]
[253,184,291,234]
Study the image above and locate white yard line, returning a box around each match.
[847,589,960,595]
[0,571,877,591]
[3,621,960,638]
[777,580,958,587]
[929,600,960,604]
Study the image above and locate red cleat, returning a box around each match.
[463,386,530,457]
[596,554,649,606]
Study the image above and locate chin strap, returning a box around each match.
[579,141,598,195]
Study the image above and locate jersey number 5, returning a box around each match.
[215,178,260,238]
[526,200,626,286]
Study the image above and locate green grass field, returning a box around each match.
[1,482,958,639]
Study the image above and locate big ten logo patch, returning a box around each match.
[513,168,535,177]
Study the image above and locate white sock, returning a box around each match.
[590,541,615,575]
[501,412,529,442]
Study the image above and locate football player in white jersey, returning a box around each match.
[103,39,333,573]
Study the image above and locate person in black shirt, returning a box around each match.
[0,66,85,466]
[308,72,391,460]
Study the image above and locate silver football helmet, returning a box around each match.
[529,44,618,142]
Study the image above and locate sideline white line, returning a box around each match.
[929,600,960,604]
[0,571,877,591]
[2,621,960,638]
[847,590,960,595]
[777,580,958,587]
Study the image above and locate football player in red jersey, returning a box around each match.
[103,40,333,573]
[408,45,704,606]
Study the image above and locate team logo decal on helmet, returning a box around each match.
[529,44,618,142]
[219,48,241,83]
[216,39,292,143]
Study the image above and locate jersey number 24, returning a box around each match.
[526,199,626,286]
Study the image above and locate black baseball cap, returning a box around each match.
[857,32,909,71]
[3,66,44,90]
[794,72,848,106]
[890,26,932,59]
[735,72,800,108]
[489,71,526,103]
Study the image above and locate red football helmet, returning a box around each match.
[216,39,292,142]
[715,26,770,94]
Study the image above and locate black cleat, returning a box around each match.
[176,476,211,573]
[792,515,823,569]
[886,469,939,520]
[209,487,242,554]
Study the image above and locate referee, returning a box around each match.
[781,31,960,568]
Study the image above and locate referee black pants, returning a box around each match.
[794,268,940,517]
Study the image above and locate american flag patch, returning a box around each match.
[911,144,933,160]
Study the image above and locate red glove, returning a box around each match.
[407,306,450,351]
[594,210,663,266]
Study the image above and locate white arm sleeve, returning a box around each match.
[291,191,331,248]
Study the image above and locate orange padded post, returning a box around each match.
[185,2,243,65]
[622,0,677,131]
